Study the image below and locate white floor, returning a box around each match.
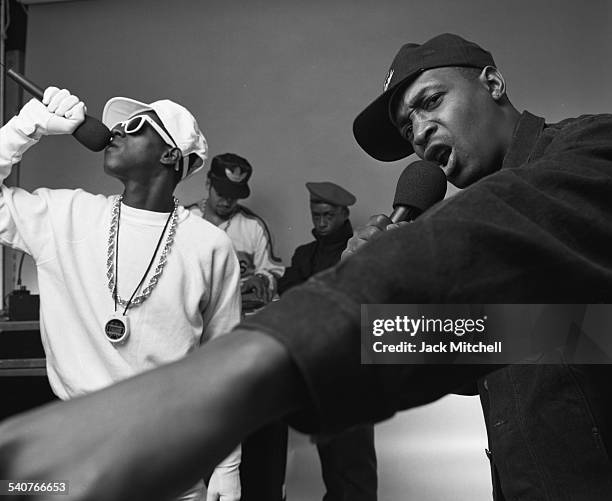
[285,394,492,501]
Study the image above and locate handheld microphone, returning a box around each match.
[389,160,447,223]
[4,67,112,152]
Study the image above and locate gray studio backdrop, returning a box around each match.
[15,0,611,292]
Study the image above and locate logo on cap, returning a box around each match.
[225,167,248,183]
[383,69,394,92]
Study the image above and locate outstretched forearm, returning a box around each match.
[0,329,304,501]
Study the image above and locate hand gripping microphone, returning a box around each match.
[390,160,447,223]
[4,66,112,152]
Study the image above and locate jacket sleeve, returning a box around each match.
[240,115,612,433]
[277,246,308,295]
[249,218,285,292]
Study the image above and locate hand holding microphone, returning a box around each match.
[3,65,111,151]
[341,160,447,260]
[16,87,86,138]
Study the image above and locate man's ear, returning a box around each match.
[478,65,506,101]
[160,147,182,167]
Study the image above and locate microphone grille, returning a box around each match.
[393,160,447,212]
[73,116,112,152]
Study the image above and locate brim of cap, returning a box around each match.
[210,177,250,199]
[353,73,420,162]
[102,97,152,129]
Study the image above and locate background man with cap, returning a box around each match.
[188,153,284,310]
[0,87,242,501]
[188,153,285,501]
[278,181,378,501]
[4,33,612,501]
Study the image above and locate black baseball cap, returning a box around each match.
[208,153,252,199]
[353,33,495,162]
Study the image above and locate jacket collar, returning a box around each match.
[312,219,353,246]
[501,111,546,170]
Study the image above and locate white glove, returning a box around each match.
[13,87,86,138]
[206,465,241,501]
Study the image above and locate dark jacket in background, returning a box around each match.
[277,219,353,295]
[277,218,377,501]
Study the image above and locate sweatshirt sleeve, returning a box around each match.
[199,236,244,481]
[200,233,242,343]
[209,444,241,498]
[0,116,53,260]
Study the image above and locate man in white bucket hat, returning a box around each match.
[102,95,208,181]
[0,87,242,501]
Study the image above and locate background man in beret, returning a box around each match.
[278,182,356,294]
[3,33,612,501]
[278,182,377,501]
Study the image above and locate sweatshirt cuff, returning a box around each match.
[0,117,40,180]
[215,444,241,470]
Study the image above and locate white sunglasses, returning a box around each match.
[115,115,190,178]
[117,114,177,149]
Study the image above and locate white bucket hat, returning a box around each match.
[102,97,208,180]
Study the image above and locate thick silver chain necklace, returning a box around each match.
[106,195,179,308]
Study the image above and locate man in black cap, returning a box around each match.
[188,153,284,309]
[345,32,612,499]
[188,153,286,501]
[3,33,612,501]
[278,182,377,501]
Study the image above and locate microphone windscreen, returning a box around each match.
[393,160,447,212]
[73,116,112,152]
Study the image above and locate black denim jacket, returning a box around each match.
[244,112,612,500]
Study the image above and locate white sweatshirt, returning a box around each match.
[0,116,242,500]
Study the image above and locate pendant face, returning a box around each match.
[105,315,130,345]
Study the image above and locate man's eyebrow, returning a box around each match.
[393,83,444,128]
[405,83,445,110]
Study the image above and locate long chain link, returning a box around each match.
[106,195,179,307]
